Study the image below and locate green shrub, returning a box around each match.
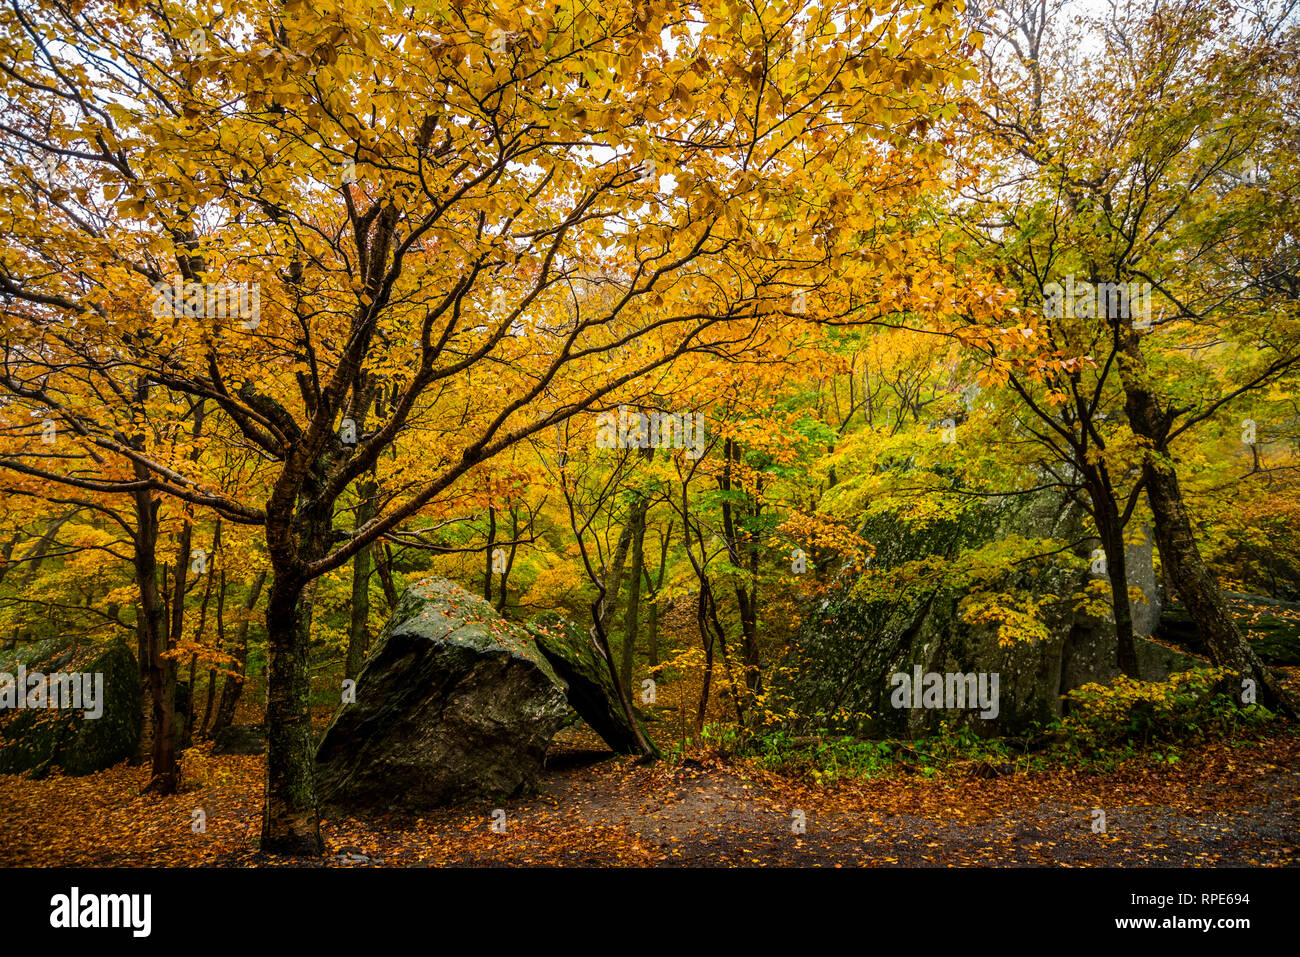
[722,721,1015,782]
[1053,667,1274,754]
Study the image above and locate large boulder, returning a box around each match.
[1126,525,1162,637]
[1157,592,1300,666]
[769,496,1203,738]
[526,611,656,755]
[211,723,266,756]
[0,637,141,777]
[314,578,569,813]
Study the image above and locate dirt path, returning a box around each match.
[1,732,1295,867]
[487,734,1300,867]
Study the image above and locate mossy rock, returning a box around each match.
[0,637,142,777]
[315,577,570,813]
[525,611,656,755]
[1156,593,1300,666]
[769,494,1197,738]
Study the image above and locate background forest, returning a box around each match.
[0,0,1297,866]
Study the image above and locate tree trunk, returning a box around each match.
[599,509,636,635]
[131,486,180,791]
[135,485,180,795]
[345,477,377,681]
[261,573,325,855]
[1143,457,1295,714]
[483,506,496,603]
[735,587,760,695]
[645,522,671,679]
[620,498,647,691]
[1093,494,1140,678]
[211,570,267,737]
[260,471,335,855]
[495,506,520,614]
[644,566,660,678]
[588,591,660,761]
[184,519,220,749]
[199,566,226,738]
[720,439,763,698]
[374,543,398,611]
[1120,333,1296,715]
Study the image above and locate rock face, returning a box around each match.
[769,496,1203,738]
[527,611,655,754]
[315,578,570,813]
[1157,592,1300,666]
[0,637,141,777]
[1126,525,1162,638]
[211,723,266,756]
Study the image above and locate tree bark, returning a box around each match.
[184,519,220,749]
[131,485,179,792]
[1143,456,1295,713]
[720,438,762,696]
[260,455,336,855]
[1120,334,1296,715]
[345,476,377,681]
[620,498,647,691]
[599,509,636,635]
[374,543,398,611]
[261,572,324,854]
[136,486,180,795]
[483,506,496,603]
[1091,490,1140,678]
[211,570,267,737]
[199,565,226,738]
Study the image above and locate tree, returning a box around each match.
[959,0,1300,708]
[1,0,978,851]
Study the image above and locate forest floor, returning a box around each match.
[1,724,1296,867]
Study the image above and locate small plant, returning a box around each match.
[1051,667,1275,756]
[730,720,1016,783]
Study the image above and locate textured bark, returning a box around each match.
[1120,333,1296,715]
[200,555,229,738]
[598,511,636,635]
[261,574,324,854]
[261,464,335,855]
[345,476,377,681]
[1092,495,1139,678]
[184,519,220,749]
[210,570,267,737]
[720,439,762,697]
[483,506,496,603]
[140,518,190,795]
[620,498,647,692]
[375,543,398,611]
[1142,455,1295,714]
